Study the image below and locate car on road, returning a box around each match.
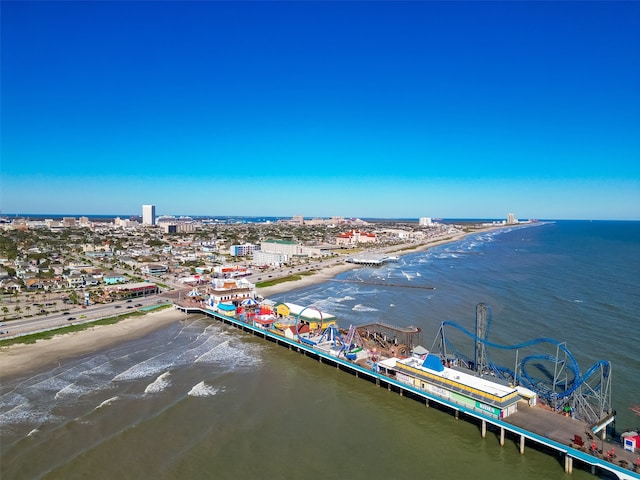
[67,317,76,321]
[126,299,132,303]
[114,305,122,308]
[126,306,133,309]
[134,303,142,307]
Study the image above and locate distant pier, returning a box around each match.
[346,253,400,266]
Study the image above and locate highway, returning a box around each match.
[0,295,172,339]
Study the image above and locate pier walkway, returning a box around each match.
[174,303,640,480]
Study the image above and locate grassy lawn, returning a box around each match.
[256,270,317,288]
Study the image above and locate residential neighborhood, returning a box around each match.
[0,214,466,322]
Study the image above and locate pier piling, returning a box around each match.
[175,304,629,480]
[564,454,573,474]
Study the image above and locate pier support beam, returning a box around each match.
[519,435,525,454]
[455,410,459,420]
[425,399,429,408]
[500,427,505,447]
[481,420,487,438]
[564,454,573,474]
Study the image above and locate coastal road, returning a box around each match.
[0,295,171,339]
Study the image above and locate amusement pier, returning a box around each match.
[175,279,640,480]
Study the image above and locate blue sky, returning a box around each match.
[2,1,639,220]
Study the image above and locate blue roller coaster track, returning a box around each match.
[438,319,611,406]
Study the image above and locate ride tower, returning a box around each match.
[474,303,489,375]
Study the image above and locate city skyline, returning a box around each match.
[2,1,639,220]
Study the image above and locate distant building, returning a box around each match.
[336,230,377,246]
[142,205,156,226]
[229,243,260,257]
[163,223,196,233]
[142,264,168,275]
[261,239,299,256]
[507,213,518,225]
[213,265,250,278]
[419,217,433,226]
[253,250,288,266]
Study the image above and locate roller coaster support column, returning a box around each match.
[500,427,505,446]
[519,435,525,454]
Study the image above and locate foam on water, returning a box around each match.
[400,270,413,281]
[352,304,378,312]
[335,295,356,302]
[113,357,175,382]
[0,400,60,429]
[194,339,264,369]
[187,381,223,397]
[54,382,87,400]
[95,396,119,410]
[144,371,171,394]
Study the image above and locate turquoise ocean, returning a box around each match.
[1,220,639,479]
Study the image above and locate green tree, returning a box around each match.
[69,291,79,305]
[2,306,8,318]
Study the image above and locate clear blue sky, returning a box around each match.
[2,1,639,220]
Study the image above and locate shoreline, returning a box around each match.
[0,227,499,380]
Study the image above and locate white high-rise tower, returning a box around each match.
[142,205,156,225]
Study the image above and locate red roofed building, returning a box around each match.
[336,230,378,246]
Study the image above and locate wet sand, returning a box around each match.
[0,228,495,380]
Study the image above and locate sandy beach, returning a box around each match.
[0,229,488,380]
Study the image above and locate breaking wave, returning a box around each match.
[144,372,171,394]
[187,381,222,397]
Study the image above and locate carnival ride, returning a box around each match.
[432,303,613,425]
[294,307,366,360]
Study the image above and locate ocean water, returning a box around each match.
[1,220,638,479]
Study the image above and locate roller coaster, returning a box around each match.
[432,303,613,425]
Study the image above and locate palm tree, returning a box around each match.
[2,306,8,319]
[25,305,31,316]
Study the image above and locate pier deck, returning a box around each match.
[175,303,640,479]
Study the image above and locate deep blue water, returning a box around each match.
[274,220,640,430]
[1,220,638,479]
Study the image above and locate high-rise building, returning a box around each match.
[142,205,156,225]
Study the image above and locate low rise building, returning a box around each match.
[336,230,377,246]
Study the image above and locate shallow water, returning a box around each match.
[1,221,638,479]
